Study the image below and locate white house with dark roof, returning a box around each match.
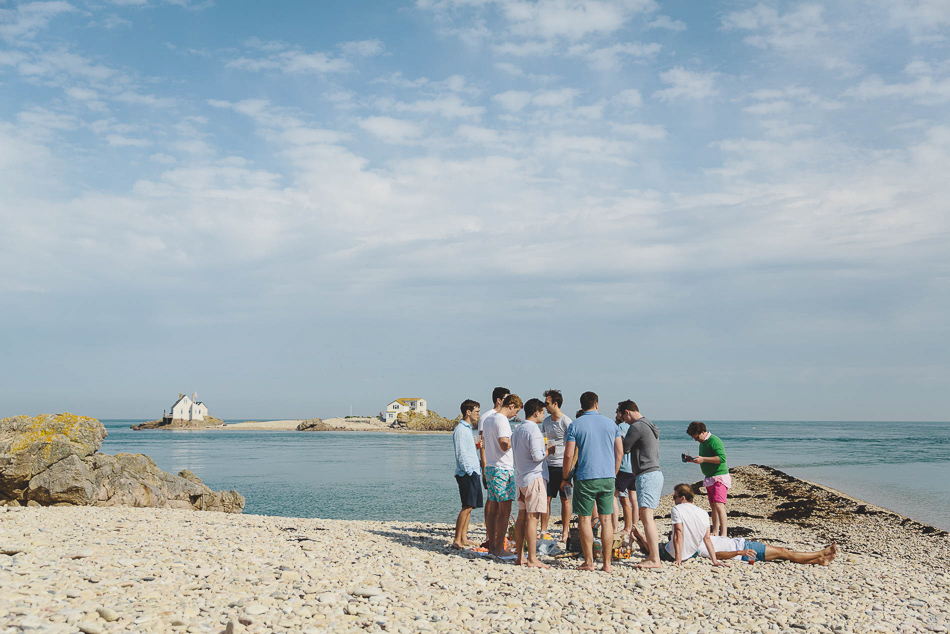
[385,398,427,425]
[169,393,208,422]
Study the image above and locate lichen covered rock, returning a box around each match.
[1,413,244,513]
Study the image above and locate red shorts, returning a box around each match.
[706,480,729,505]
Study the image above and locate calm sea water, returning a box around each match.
[99,420,950,531]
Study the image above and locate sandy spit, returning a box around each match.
[1,466,948,634]
[211,417,447,433]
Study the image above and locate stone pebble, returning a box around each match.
[0,467,948,633]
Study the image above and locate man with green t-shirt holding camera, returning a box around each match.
[685,421,730,537]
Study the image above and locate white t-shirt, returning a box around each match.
[664,503,710,559]
[478,408,495,433]
[541,413,572,467]
[697,535,746,559]
[482,411,514,471]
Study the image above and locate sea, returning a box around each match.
[99,420,950,531]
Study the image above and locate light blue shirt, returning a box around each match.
[618,421,632,473]
[565,411,622,481]
[511,421,549,488]
[453,421,480,477]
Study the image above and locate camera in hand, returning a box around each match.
[681,453,692,462]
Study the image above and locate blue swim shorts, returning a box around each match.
[744,540,767,562]
[635,470,664,509]
[484,466,515,502]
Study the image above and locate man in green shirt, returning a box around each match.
[685,421,730,537]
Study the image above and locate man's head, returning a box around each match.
[686,421,707,441]
[524,398,546,422]
[543,389,563,415]
[673,483,695,504]
[460,399,480,423]
[491,386,511,409]
[579,391,598,412]
[618,399,640,423]
[500,393,523,417]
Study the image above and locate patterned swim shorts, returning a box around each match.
[485,466,515,502]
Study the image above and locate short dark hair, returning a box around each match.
[674,483,695,503]
[543,389,563,408]
[579,391,598,411]
[460,399,480,417]
[502,394,523,410]
[524,398,546,418]
[492,387,511,404]
[618,400,639,414]
[686,421,707,437]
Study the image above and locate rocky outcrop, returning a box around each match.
[296,418,330,431]
[1,413,244,513]
[398,409,456,431]
[131,416,225,430]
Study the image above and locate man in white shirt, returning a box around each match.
[540,388,572,545]
[661,484,727,567]
[482,393,521,558]
[511,398,555,568]
[478,387,509,553]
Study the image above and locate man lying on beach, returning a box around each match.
[698,536,838,566]
[660,484,727,567]
[452,399,482,549]
[479,387,510,554]
[483,393,520,558]
[511,398,555,568]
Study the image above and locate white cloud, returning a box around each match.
[613,88,642,107]
[652,67,718,102]
[570,41,661,71]
[358,116,424,143]
[339,39,385,57]
[612,122,666,140]
[0,1,75,42]
[493,90,533,112]
[228,49,352,74]
[501,0,657,40]
[533,87,580,108]
[846,73,950,105]
[646,15,685,31]
[384,94,484,119]
[107,134,151,147]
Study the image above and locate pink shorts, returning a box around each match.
[517,478,548,514]
[707,480,729,505]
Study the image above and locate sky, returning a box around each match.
[2,0,949,422]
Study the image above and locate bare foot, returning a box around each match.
[576,562,597,571]
[514,557,525,566]
[601,563,612,572]
[635,559,662,569]
[450,543,464,550]
[525,560,550,569]
[820,541,837,566]
[461,539,476,546]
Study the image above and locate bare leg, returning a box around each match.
[514,506,528,564]
[525,513,549,568]
[710,501,727,537]
[540,496,552,534]
[453,507,472,548]
[490,500,513,557]
[626,490,646,550]
[635,506,661,568]
[600,502,615,573]
[485,499,498,549]
[620,494,633,536]
[576,515,596,571]
[765,541,837,566]
[559,495,572,544]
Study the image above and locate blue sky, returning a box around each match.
[2,0,948,421]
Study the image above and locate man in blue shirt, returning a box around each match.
[452,399,482,549]
[562,391,623,572]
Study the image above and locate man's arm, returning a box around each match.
[561,441,576,483]
[690,455,720,464]
[622,424,638,454]
[530,430,546,461]
[613,437,623,475]
[711,549,753,561]
[498,436,511,452]
[703,528,728,567]
[672,523,684,565]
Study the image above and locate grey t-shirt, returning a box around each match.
[622,416,661,476]
[541,413,572,467]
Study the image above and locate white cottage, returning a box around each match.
[385,398,427,425]
[169,393,209,422]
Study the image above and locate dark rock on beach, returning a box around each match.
[1,413,244,512]
[296,418,330,431]
[131,416,225,430]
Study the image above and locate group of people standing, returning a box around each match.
[452,387,838,571]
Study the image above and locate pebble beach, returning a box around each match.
[2,465,948,634]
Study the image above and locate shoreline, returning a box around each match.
[2,466,948,633]
[136,417,451,433]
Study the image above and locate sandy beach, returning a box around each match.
[2,465,948,634]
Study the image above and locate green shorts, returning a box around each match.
[573,478,615,517]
